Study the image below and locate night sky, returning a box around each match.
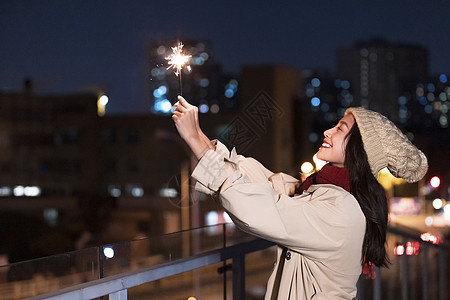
[1,0,449,114]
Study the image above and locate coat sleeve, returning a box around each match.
[192,141,357,258]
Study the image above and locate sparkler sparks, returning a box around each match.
[165,42,191,76]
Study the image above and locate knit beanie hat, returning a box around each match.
[345,107,428,183]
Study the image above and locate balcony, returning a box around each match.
[0,223,448,300]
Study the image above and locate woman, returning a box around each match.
[172,96,427,299]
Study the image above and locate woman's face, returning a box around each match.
[316,113,355,168]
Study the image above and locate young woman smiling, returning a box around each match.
[172,96,427,299]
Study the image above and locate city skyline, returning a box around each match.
[1,0,449,114]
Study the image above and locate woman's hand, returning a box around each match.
[172,96,212,160]
[172,96,200,141]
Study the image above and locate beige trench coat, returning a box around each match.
[192,141,366,299]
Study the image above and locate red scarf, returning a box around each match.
[301,164,351,193]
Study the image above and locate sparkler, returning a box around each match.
[165,42,191,96]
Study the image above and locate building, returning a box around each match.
[336,37,429,121]
[225,65,302,174]
[295,69,356,167]
[0,81,230,262]
[148,40,239,115]
[0,82,99,202]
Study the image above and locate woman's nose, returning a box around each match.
[324,128,332,138]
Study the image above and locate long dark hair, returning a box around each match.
[345,123,390,268]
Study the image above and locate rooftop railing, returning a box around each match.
[0,223,448,299]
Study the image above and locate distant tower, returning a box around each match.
[238,65,301,173]
[148,40,239,115]
[336,37,428,121]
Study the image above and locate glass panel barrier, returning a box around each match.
[127,261,226,300]
[356,230,450,300]
[0,224,447,299]
[100,223,259,278]
[0,247,99,299]
[244,245,277,299]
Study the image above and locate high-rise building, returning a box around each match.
[0,80,225,259]
[233,65,301,174]
[296,70,355,166]
[0,83,100,200]
[148,40,239,115]
[336,38,428,121]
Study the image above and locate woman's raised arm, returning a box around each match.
[172,96,214,160]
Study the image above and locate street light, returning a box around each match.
[432,198,443,209]
[430,176,441,188]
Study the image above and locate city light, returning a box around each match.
[13,185,41,197]
[153,99,173,114]
[301,162,314,174]
[444,204,450,218]
[311,97,321,107]
[224,79,238,98]
[0,187,11,196]
[131,187,144,197]
[107,185,121,197]
[97,94,109,117]
[313,154,326,170]
[432,198,443,209]
[99,95,109,106]
[394,244,404,255]
[405,242,420,255]
[153,85,168,98]
[394,242,420,256]
[103,246,115,259]
[210,104,220,114]
[159,188,178,198]
[160,100,172,113]
[420,232,441,244]
[199,104,209,113]
[206,211,218,226]
[311,78,321,87]
[430,176,441,188]
[223,211,232,223]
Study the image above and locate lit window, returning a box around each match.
[225,89,234,98]
[199,104,209,113]
[311,97,320,107]
[308,132,318,143]
[210,104,220,114]
[131,187,144,197]
[394,244,404,255]
[0,187,11,196]
[108,185,121,197]
[159,188,178,198]
[199,78,209,87]
[103,246,115,259]
[398,96,407,105]
[341,80,350,89]
[311,78,320,87]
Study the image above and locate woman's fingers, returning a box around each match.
[177,95,189,107]
[172,111,182,118]
[178,95,196,109]
[174,104,187,113]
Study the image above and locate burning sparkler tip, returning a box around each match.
[165,42,191,77]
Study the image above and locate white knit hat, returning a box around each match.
[345,107,428,183]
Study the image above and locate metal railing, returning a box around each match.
[0,223,448,300]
